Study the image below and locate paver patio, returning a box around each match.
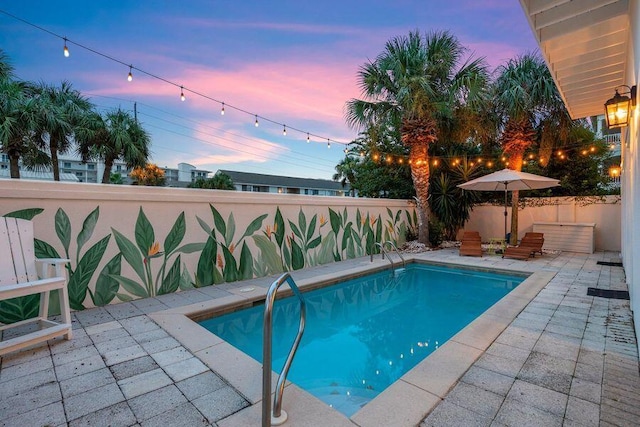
[0,248,638,426]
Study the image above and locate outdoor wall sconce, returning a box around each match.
[604,85,637,129]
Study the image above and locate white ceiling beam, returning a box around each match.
[534,0,620,30]
[538,0,629,42]
[526,0,571,16]
[543,14,627,51]
[556,63,625,82]
[561,72,624,92]
[551,48,625,72]
[545,29,626,59]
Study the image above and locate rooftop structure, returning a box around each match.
[219,169,349,196]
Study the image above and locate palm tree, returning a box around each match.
[0,50,47,178]
[333,156,359,196]
[345,30,489,245]
[493,53,570,244]
[33,81,93,181]
[189,172,235,190]
[77,108,150,183]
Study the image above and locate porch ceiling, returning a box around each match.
[519,0,631,119]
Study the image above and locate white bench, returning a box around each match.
[0,217,73,356]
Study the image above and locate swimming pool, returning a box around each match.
[199,263,524,416]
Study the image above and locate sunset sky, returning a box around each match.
[0,2,537,179]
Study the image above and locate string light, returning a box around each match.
[0,10,352,149]
[306,133,310,144]
[127,65,133,82]
[255,115,259,127]
[180,86,185,101]
[344,147,348,154]
[283,125,287,136]
[221,102,225,115]
[327,139,331,149]
[360,151,364,157]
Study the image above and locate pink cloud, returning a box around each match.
[84,55,362,143]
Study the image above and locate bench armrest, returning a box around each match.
[35,258,70,279]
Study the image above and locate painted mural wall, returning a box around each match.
[0,180,416,323]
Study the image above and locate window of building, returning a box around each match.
[63,162,71,168]
[88,164,95,170]
[312,189,319,195]
[116,165,122,172]
[242,185,250,191]
[76,172,83,177]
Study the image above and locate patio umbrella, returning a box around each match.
[457,168,560,241]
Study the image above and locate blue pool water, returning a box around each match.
[199,263,524,416]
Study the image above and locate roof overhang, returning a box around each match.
[519,0,631,119]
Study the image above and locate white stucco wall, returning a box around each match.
[463,196,621,252]
[621,0,639,353]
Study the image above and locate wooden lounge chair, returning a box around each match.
[459,231,482,257]
[0,217,73,356]
[502,232,544,260]
[520,232,544,256]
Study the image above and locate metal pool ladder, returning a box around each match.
[372,240,406,270]
[262,273,306,427]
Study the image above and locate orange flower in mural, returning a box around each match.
[229,243,235,254]
[265,224,272,236]
[370,217,377,226]
[319,214,327,227]
[148,242,160,257]
[217,253,224,269]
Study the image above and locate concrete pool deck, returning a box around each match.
[1,249,638,426]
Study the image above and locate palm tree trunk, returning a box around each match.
[409,144,430,245]
[102,157,114,184]
[9,154,20,178]
[50,140,60,181]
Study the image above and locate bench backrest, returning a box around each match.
[0,217,38,286]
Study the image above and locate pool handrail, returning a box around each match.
[372,241,406,269]
[383,240,406,268]
[262,272,307,427]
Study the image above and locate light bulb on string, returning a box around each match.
[221,103,225,115]
[306,133,310,144]
[127,66,133,82]
[255,115,259,127]
[283,125,287,136]
[180,86,185,101]
[360,151,364,157]
[63,37,69,57]
[344,147,348,154]
[327,139,331,149]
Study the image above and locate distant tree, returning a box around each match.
[77,108,150,183]
[333,156,359,196]
[0,50,48,178]
[188,172,235,190]
[109,172,124,185]
[130,163,165,186]
[33,81,93,181]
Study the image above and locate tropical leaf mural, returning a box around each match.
[111,208,190,299]
[1,203,413,319]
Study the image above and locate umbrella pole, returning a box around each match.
[504,184,508,242]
